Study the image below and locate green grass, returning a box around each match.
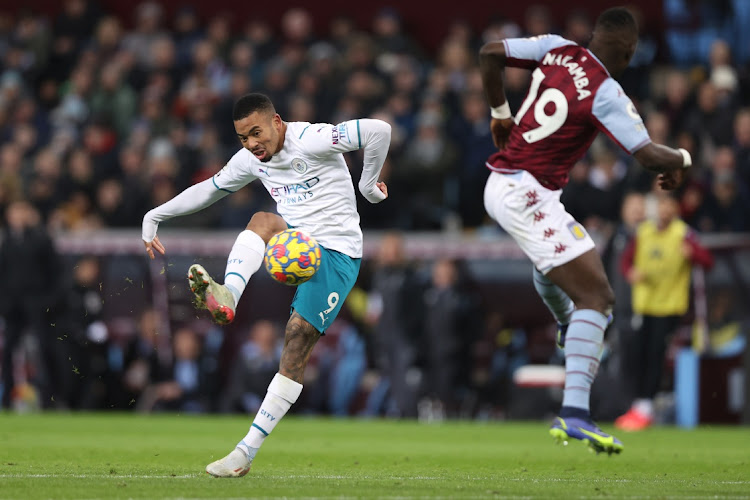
[0,413,748,499]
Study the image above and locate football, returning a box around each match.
[264,229,322,285]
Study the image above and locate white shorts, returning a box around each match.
[483,170,595,274]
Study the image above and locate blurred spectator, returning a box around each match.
[603,192,647,334]
[563,9,592,46]
[523,4,554,37]
[656,70,693,136]
[695,146,750,232]
[451,91,496,228]
[363,232,424,417]
[396,110,458,229]
[0,200,67,409]
[137,326,211,412]
[122,1,166,67]
[732,108,750,188]
[617,193,714,430]
[89,62,137,140]
[122,307,163,405]
[220,320,281,413]
[685,81,735,157]
[63,255,117,409]
[419,259,482,420]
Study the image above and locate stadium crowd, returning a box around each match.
[0,1,748,417]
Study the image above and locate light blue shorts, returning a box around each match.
[291,246,361,333]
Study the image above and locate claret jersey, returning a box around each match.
[486,35,651,190]
[214,121,364,258]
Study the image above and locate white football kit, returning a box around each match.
[142,119,391,259]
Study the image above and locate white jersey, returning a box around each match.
[214,121,365,258]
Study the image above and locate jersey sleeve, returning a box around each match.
[300,120,363,158]
[591,78,652,154]
[211,148,258,193]
[503,35,576,69]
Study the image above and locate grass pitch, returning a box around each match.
[0,413,748,499]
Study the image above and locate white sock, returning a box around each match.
[236,373,303,460]
[533,267,574,325]
[224,230,266,306]
[562,309,608,411]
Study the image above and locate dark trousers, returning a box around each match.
[633,314,681,400]
[1,300,66,409]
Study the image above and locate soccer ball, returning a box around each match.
[264,229,322,285]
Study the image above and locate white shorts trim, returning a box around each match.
[483,170,595,273]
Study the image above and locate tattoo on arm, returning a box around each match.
[279,312,320,383]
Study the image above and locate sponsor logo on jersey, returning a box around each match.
[331,123,348,145]
[541,52,591,101]
[291,158,308,174]
[270,176,319,204]
[626,101,641,120]
[567,221,586,240]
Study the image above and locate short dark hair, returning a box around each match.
[232,93,275,121]
[595,7,637,34]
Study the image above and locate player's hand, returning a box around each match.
[490,117,515,150]
[657,169,685,190]
[375,181,388,199]
[144,235,166,260]
[360,181,388,203]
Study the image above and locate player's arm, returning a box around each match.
[142,150,257,259]
[479,41,513,148]
[357,119,391,203]
[142,179,231,258]
[304,119,392,203]
[480,35,574,149]
[591,79,691,191]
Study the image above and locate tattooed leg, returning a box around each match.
[279,311,321,383]
[208,311,318,477]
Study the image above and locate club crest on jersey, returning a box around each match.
[567,221,586,240]
[291,158,308,174]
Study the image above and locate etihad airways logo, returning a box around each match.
[270,176,319,204]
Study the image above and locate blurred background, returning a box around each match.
[0,0,747,425]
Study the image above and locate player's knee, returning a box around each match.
[575,281,614,314]
[246,212,286,241]
[590,282,615,314]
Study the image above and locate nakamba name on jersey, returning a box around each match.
[487,35,651,190]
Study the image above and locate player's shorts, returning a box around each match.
[291,246,361,333]
[484,170,595,274]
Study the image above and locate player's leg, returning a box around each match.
[206,312,314,477]
[206,248,360,477]
[483,171,620,453]
[189,212,286,324]
[532,266,575,348]
[544,249,622,454]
